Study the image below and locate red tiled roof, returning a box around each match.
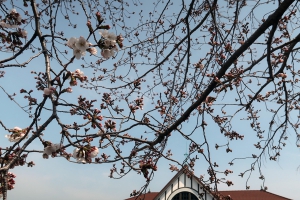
[125,192,159,200]
[219,190,292,200]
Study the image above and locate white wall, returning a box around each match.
[155,172,214,200]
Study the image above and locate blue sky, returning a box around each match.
[1,0,300,200]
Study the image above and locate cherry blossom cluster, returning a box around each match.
[67,36,97,59]
[0,172,16,198]
[139,159,157,180]
[102,93,114,105]
[66,11,124,60]
[43,142,61,159]
[6,172,16,190]
[277,73,288,79]
[224,169,233,176]
[133,78,143,90]
[5,127,27,142]
[0,8,27,49]
[84,108,103,129]
[99,30,123,59]
[155,100,166,115]
[205,96,216,106]
[73,145,99,163]
[169,164,179,172]
[94,153,110,163]
[129,97,144,113]
[0,9,23,29]
[104,119,116,132]
[67,69,87,86]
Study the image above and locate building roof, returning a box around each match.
[125,192,159,200]
[124,167,292,200]
[219,190,292,200]
[125,190,292,200]
[153,165,215,199]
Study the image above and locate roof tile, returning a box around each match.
[219,190,292,200]
[125,192,159,200]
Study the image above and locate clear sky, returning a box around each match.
[1,0,300,200]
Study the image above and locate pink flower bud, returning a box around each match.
[66,87,72,93]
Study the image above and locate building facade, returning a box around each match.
[154,167,214,200]
[125,166,292,200]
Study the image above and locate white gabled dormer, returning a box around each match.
[154,166,215,200]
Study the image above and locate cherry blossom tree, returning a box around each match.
[0,0,299,199]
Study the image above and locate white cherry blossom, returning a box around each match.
[89,47,97,55]
[10,8,22,22]
[101,49,113,59]
[10,8,17,13]
[0,21,18,28]
[13,126,22,131]
[73,146,99,163]
[104,39,116,47]
[67,37,77,49]
[100,30,117,47]
[107,32,117,41]
[74,69,84,77]
[99,30,109,38]
[75,36,89,52]
[89,147,99,158]
[112,45,118,53]
[73,148,86,163]
[5,127,26,142]
[73,48,85,60]
[100,30,117,41]
[101,47,118,59]
[43,144,61,156]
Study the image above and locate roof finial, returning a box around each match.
[182,141,189,165]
